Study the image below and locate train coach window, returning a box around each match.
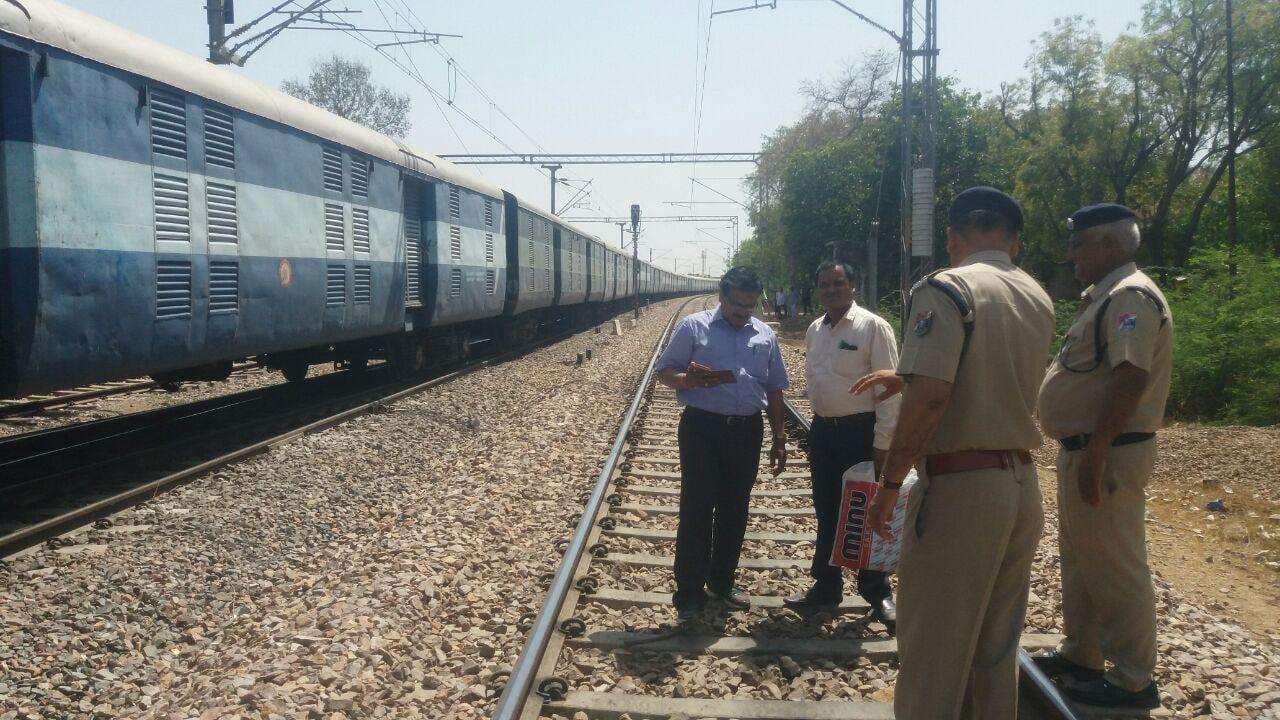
[206,180,237,244]
[156,260,192,319]
[149,89,187,161]
[203,106,234,170]
[352,208,370,254]
[153,173,191,243]
[322,145,343,193]
[351,156,370,199]
[208,261,239,313]
[353,265,371,303]
[450,268,463,298]
[324,203,344,252]
[448,186,461,220]
[326,264,346,307]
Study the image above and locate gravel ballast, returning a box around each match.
[0,300,690,720]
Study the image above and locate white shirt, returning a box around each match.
[804,301,902,450]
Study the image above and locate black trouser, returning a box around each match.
[808,413,891,603]
[673,407,764,610]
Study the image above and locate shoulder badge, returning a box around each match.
[913,311,935,337]
[1116,312,1138,333]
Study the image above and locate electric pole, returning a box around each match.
[631,205,641,319]
[901,0,939,297]
[542,164,563,215]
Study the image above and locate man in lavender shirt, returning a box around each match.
[656,266,790,622]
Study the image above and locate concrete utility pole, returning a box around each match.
[901,0,939,297]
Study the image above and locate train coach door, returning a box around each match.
[402,176,426,315]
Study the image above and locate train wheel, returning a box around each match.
[281,362,309,383]
[389,336,427,378]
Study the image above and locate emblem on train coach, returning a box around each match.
[278,259,293,288]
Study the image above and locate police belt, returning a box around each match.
[1059,432,1155,452]
[925,450,1033,477]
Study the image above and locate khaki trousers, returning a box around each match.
[894,459,1043,720]
[1056,440,1158,691]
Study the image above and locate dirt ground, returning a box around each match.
[772,309,1280,643]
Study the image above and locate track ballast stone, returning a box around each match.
[0,301,684,720]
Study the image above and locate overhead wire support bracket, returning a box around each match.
[711,0,777,17]
[207,0,461,65]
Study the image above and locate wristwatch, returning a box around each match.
[881,478,902,491]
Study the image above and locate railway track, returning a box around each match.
[0,361,265,419]
[0,311,655,559]
[494,301,1085,719]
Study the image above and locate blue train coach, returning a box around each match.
[0,0,712,398]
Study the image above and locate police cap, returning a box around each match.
[1067,203,1137,232]
[948,186,1024,233]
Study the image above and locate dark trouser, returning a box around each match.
[673,407,764,610]
[808,413,891,603]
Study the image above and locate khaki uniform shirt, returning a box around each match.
[897,250,1056,454]
[1038,263,1173,439]
[804,301,902,449]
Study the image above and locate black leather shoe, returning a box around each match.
[1031,652,1105,683]
[708,587,751,609]
[869,596,897,631]
[1063,678,1160,710]
[783,590,841,611]
[676,605,703,624]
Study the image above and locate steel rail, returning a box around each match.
[781,398,1085,720]
[0,305,685,559]
[491,295,702,720]
[0,361,263,418]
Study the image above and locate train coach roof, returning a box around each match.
[0,0,504,199]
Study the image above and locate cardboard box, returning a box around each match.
[829,461,918,572]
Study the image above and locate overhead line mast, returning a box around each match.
[710,0,938,306]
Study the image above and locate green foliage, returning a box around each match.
[1166,249,1280,425]
[283,54,412,137]
[740,0,1280,424]
[1052,298,1082,354]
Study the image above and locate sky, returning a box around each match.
[59,0,1147,276]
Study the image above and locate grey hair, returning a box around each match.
[1093,218,1141,255]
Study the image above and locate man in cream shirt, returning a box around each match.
[785,260,901,628]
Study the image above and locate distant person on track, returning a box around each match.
[788,287,801,318]
[852,187,1055,720]
[655,266,790,623]
[785,260,901,631]
[1033,204,1172,711]
[775,289,787,319]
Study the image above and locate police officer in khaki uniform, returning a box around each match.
[1034,204,1172,710]
[856,187,1055,720]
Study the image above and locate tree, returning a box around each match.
[282,54,412,137]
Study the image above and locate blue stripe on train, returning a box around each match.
[0,246,455,396]
[18,43,498,227]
